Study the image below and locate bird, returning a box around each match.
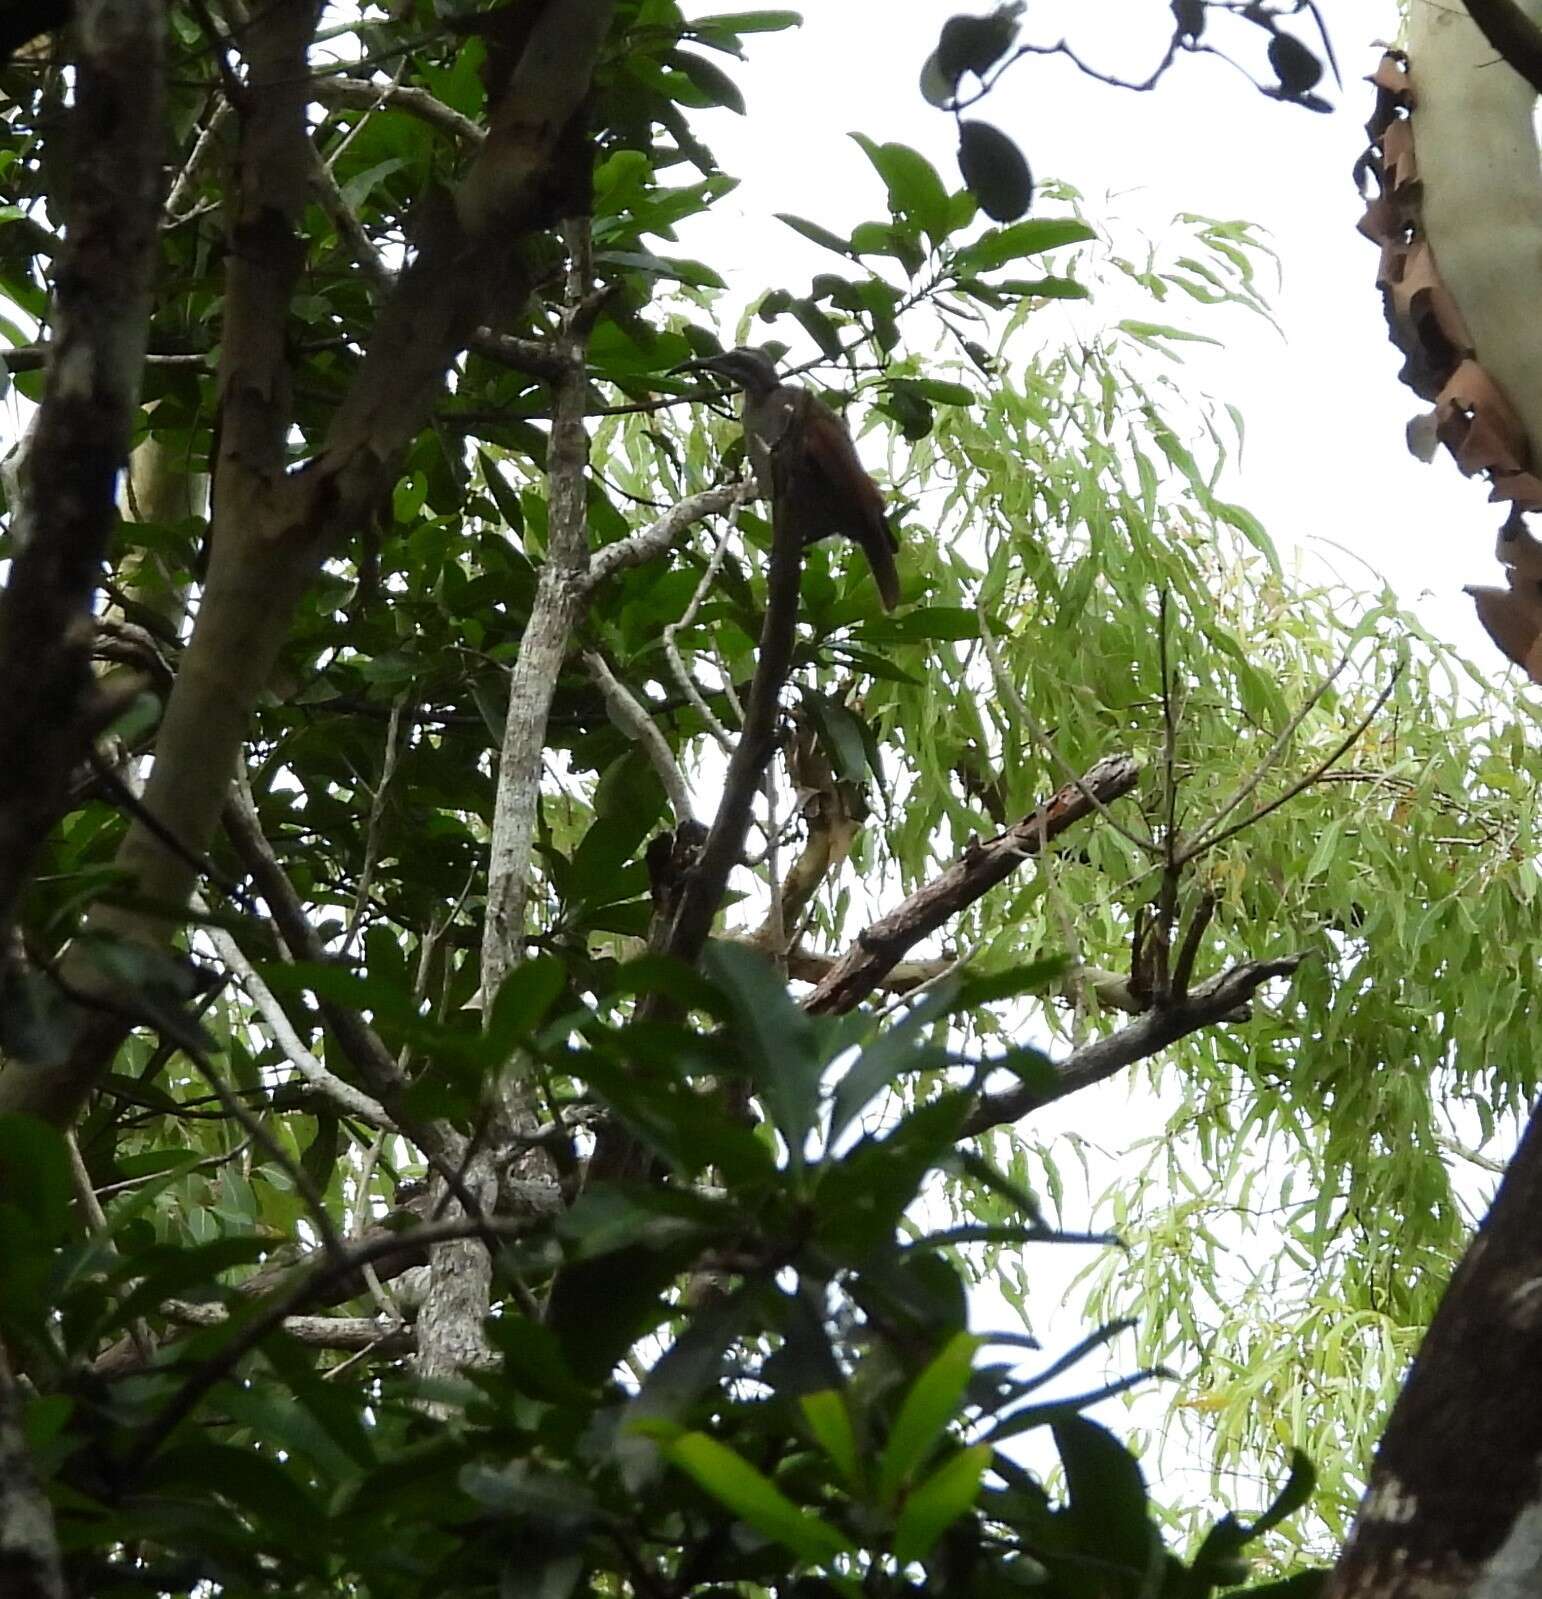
[676,347,902,610]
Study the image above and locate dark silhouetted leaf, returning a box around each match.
[957,122,1034,222]
[1268,31,1322,95]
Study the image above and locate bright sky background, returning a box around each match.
[682,0,1504,670]
[674,0,1520,1527]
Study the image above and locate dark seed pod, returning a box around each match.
[937,10,1020,80]
[957,120,1033,222]
[1268,31,1323,95]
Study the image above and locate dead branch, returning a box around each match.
[805,754,1141,1016]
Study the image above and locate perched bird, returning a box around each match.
[677,347,902,610]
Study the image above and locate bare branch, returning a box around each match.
[657,471,806,967]
[483,216,598,1003]
[310,72,485,147]
[583,650,696,824]
[805,755,1141,1016]
[584,480,749,591]
[199,897,393,1129]
[962,953,1305,1138]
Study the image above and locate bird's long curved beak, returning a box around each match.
[666,355,719,377]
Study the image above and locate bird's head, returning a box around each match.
[671,345,783,397]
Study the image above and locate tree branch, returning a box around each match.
[310,72,485,148]
[0,1342,63,1599]
[0,0,166,952]
[961,954,1304,1138]
[657,468,805,966]
[483,218,598,1004]
[805,755,1142,1016]
[584,650,696,823]
[584,481,748,591]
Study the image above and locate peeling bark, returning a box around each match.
[1328,1098,1542,1599]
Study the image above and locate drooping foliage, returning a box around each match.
[0,3,1536,1594]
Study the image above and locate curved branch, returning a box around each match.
[961,954,1304,1138]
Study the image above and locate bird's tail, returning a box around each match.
[863,523,902,611]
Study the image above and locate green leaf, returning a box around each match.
[618,1285,762,1490]
[484,954,566,1055]
[957,217,1094,272]
[1054,1415,1154,1574]
[956,121,1034,222]
[775,213,852,258]
[1116,319,1224,350]
[889,377,975,407]
[850,134,952,247]
[817,1093,972,1261]
[877,1331,981,1505]
[648,1429,855,1564]
[790,298,845,362]
[937,10,1021,79]
[858,606,981,644]
[804,693,870,784]
[951,956,1070,1011]
[669,49,747,113]
[1224,1574,1329,1599]
[1250,1448,1316,1535]
[701,941,823,1163]
[485,1316,595,1407]
[892,1443,991,1564]
[693,9,802,33]
[800,1389,861,1486]
[827,1005,951,1146]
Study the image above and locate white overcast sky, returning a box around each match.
[680,0,1506,669]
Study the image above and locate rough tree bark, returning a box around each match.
[1328,1096,1542,1599]
[0,0,166,954]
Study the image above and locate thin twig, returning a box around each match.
[199,895,393,1128]
[1186,637,1360,852]
[1175,668,1403,868]
[662,512,742,750]
[343,687,412,955]
[583,650,696,823]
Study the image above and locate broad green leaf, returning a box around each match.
[693,9,802,32]
[701,941,822,1163]
[1054,1416,1154,1573]
[776,213,852,257]
[800,1389,861,1486]
[669,48,747,114]
[648,1429,855,1564]
[892,1443,991,1564]
[877,1331,981,1505]
[850,133,952,247]
[959,217,1095,272]
[957,121,1033,222]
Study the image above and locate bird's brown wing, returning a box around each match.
[798,402,902,609]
